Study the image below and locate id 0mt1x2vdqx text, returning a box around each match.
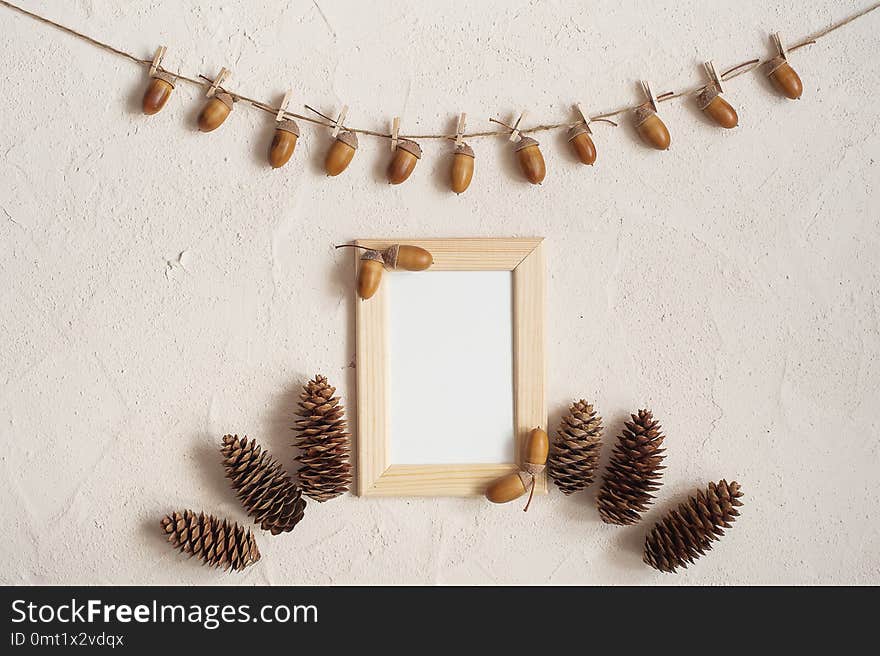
[11,631,124,648]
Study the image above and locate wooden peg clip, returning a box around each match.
[771,32,788,60]
[704,61,723,93]
[276,89,293,122]
[149,46,167,77]
[206,67,230,97]
[391,116,401,150]
[641,81,659,112]
[508,111,527,142]
[331,105,349,138]
[455,113,467,147]
[575,103,592,129]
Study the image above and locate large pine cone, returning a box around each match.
[221,434,306,535]
[549,400,603,495]
[160,510,260,571]
[293,374,352,502]
[644,480,744,573]
[597,409,665,525]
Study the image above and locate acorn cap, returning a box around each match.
[151,71,176,87]
[454,143,475,158]
[567,123,592,141]
[766,55,788,76]
[360,249,384,263]
[214,92,234,109]
[695,83,721,110]
[396,139,422,159]
[514,136,540,151]
[632,102,657,127]
[275,119,300,136]
[335,130,358,150]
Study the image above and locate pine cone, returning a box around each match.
[597,409,665,525]
[293,374,352,502]
[160,510,260,571]
[549,400,603,495]
[644,480,744,573]
[221,434,306,535]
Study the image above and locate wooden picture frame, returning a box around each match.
[355,237,546,496]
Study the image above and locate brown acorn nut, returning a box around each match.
[450,143,475,194]
[325,130,358,176]
[198,92,234,132]
[515,136,546,184]
[523,427,549,474]
[633,103,671,150]
[696,85,738,129]
[767,57,803,100]
[567,124,597,165]
[387,139,422,185]
[486,471,533,504]
[268,120,300,168]
[380,244,433,271]
[142,72,175,116]
[357,250,384,300]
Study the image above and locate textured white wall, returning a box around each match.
[1,0,878,585]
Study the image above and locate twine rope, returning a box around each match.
[1,0,877,142]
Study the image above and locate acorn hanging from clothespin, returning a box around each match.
[766,32,803,100]
[142,46,176,115]
[386,117,422,185]
[197,68,233,132]
[324,106,358,176]
[567,103,617,166]
[696,61,738,129]
[491,112,545,185]
[450,113,474,194]
[268,89,299,168]
[633,81,672,150]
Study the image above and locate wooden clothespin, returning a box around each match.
[149,46,167,77]
[206,67,230,97]
[704,60,723,93]
[575,103,593,131]
[641,81,659,112]
[331,105,348,139]
[391,116,401,150]
[508,111,527,142]
[276,89,293,122]
[455,113,467,147]
[771,32,788,60]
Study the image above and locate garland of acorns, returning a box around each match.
[2,0,878,193]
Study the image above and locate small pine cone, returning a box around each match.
[548,400,603,495]
[597,409,665,525]
[221,434,306,535]
[160,510,260,571]
[293,374,352,502]
[644,480,744,573]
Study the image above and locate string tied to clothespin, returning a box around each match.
[204,67,230,98]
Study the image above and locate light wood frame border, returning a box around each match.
[355,238,546,496]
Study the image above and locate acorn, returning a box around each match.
[142,71,175,115]
[696,84,738,129]
[767,57,803,100]
[523,427,549,475]
[633,103,671,150]
[198,92,234,132]
[380,244,433,271]
[387,139,422,185]
[450,143,475,194]
[267,119,300,168]
[357,250,384,300]
[486,471,533,504]
[567,123,597,165]
[515,136,546,184]
[325,130,358,176]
